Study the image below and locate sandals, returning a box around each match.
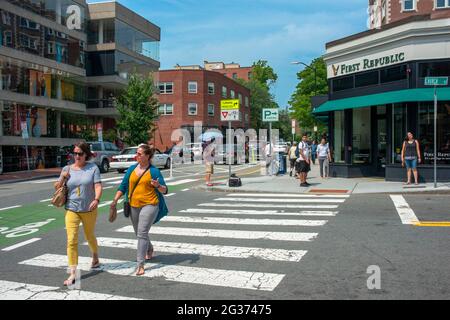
[63,276,76,287]
[91,259,101,269]
[136,266,145,276]
[145,248,154,260]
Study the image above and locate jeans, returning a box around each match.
[405,158,418,169]
[319,157,329,177]
[130,205,159,267]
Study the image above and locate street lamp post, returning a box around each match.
[291,61,317,96]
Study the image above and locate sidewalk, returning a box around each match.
[200,162,450,194]
[0,168,62,185]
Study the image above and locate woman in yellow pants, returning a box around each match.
[54,142,102,286]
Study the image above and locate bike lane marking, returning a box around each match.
[2,238,41,252]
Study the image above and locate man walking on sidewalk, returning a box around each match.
[288,142,298,177]
[296,135,311,187]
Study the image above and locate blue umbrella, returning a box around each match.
[198,131,223,142]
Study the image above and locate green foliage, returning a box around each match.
[289,57,328,136]
[250,60,278,90]
[116,74,159,146]
[236,60,279,130]
[103,128,118,143]
[271,108,293,141]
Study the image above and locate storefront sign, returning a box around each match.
[331,52,405,77]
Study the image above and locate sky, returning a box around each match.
[87,0,369,108]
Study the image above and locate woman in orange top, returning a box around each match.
[111,144,168,276]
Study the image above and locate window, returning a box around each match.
[352,108,371,165]
[419,61,450,77]
[188,81,198,94]
[208,82,215,95]
[90,143,102,152]
[392,104,407,163]
[222,86,227,98]
[245,113,249,123]
[355,71,379,88]
[418,101,450,165]
[159,82,173,94]
[333,76,354,92]
[333,111,345,163]
[232,73,238,79]
[103,19,115,44]
[158,104,174,115]
[245,96,249,108]
[230,90,235,99]
[208,104,214,116]
[4,31,12,46]
[188,103,197,115]
[403,0,415,11]
[47,42,56,54]
[238,93,243,105]
[1,11,11,25]
[436,0,450,8]
[416,101,450,164]
[381,64,407,83]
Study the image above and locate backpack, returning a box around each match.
[295,145,300,158]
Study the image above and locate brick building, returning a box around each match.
[369,0,450,29]
[153,69,251,151]
[175,61,252,81]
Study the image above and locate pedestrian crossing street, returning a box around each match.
[2,192,350,300]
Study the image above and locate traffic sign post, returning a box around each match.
[221,100,241,182]
[424,77,448,188]
[263,109,280,175]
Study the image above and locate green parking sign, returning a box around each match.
[262,109,279,122]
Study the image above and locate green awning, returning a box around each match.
[313,88,450,114]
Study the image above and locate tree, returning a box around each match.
[289,57,328,136]
[251,60,278,90]
[271,108,292,142]
[236,60,279,130]
[116,74,159,146]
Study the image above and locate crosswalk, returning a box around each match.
[4,192,350,299]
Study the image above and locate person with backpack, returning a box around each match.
[317,138,332,179]
[288,142,298,177]
[110,144,169,276]
[295,135,311,187]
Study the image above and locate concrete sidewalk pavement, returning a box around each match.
[200,161,450,194]
[0,168,62,185]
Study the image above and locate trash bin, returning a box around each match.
[278,153,287,175]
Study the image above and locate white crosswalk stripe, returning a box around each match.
[117,225,318,242]
[19,254,285,291]
[198,203,339,209]
[0,280,140,300]
[162,216,328,226]
[91,237,307,262]
[13,192,348,296]
[179,208,338,217]
[215,197,345,203]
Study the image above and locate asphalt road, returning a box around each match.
[0,168,449,300]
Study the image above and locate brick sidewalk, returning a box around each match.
[0,167,62,184]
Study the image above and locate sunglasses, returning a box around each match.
[73,152,85,157]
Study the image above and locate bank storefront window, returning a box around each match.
[418,102,450,165]
[419,61,450,77]
[0,55,86,103]
[392,104,407,163]
[352,108,371,164]
[6,0,87,31]
[333,110,345,163]
[0,10,86,68]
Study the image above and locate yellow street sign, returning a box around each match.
[220,99,240,110]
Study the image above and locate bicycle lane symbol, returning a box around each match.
[0,219,56,238]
